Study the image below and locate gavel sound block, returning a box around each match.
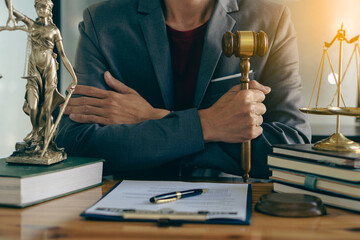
[222,31,269,182]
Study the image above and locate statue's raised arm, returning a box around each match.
[1,0,31,31]
[5,0,16,27]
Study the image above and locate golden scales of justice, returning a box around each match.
[300,24,360,152]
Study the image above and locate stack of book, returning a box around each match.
[0,157,104,208]
[268,144,360,212]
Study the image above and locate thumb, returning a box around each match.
[104,71,136,94]
[249,80,271,95]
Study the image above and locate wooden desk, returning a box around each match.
[0,179,359,240]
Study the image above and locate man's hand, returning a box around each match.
[64,71,170,125]
[198,80,270,143]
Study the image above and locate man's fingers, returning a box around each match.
[104,71,136,94]
[64,104,107,117]
[69,113,110,125]
[253,103,267,115]
[65,96,108,108]
[70,85,109,99]
[235,89,266,103]
[251,90,266,103]
[249,80,271,94]
[254,114,264,127]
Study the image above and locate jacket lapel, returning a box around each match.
[137,0,239,109]
[138,0,174,109]
[193,0,238,108]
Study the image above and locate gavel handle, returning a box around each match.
[241,82,251,183]
[240,58,251,183]
[241,141,251,183]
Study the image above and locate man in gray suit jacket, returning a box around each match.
[56,0,311,179]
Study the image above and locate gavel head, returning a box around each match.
[222,31,268,58]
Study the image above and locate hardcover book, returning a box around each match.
[267,154,360,182]
[270,167,360,199]
[272,144,360,168]
[0,157,104,208]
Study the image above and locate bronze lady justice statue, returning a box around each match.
[1,0,77,164]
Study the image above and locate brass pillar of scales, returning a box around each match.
[300,25,360,152]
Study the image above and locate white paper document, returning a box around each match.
[84,180,250,222]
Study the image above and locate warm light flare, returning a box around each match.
[328,73,338,85]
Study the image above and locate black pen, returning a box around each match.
[149,189,208,204]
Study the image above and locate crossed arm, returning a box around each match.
[64,71,270,144]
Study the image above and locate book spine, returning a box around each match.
[267,154,360,182]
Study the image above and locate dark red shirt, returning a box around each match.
[167,23,208,110]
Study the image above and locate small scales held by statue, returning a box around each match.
[0,0,77,165]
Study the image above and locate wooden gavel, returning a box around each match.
[222,31,268,182]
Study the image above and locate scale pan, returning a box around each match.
[299,108,334,115]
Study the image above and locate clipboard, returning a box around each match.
[81,180,252,225]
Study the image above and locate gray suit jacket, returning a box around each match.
[56,0,311,179]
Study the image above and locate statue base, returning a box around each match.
[5,142,67,165]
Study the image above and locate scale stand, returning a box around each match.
[300,25,360,152]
